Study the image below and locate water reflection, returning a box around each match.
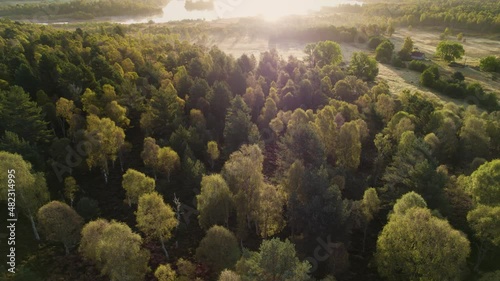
[121,0,363,24]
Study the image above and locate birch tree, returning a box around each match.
[136,192,178,259]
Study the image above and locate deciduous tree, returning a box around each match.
[207,141,220,170]
[155,264,176,281]
[467,204,500,271]
[96,221,150,281]
[196,225,241,274]
[0,152,49,240]
[141,137,160,179]
[436,41,465,63]
[236,238,311,281]
[136,192,178,259]
[196,174,234,230]
[122,169,155,207]
[79,218,110,263]
[467,159,500,206]
[85,114,125,183]
[157,147,180,182]
[219,270,241,281]
[376,207,470,281]
[349,52,378,81]
[37,201,84,254]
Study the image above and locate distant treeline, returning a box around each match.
[270,25,359,43]
[362,0,500,32]
[0,0,170,20]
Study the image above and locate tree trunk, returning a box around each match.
[160,238,169,260]
[70,198,73,208]
[103,170,108,184]
[64,243,70,255]
[128,197,131,207]
[167,171,171,182]
[474,242,487,272]
[362,224,368,253]
[60,118,66,138]
[29,215,40,241]
[119,154,124,172]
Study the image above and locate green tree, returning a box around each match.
[314,105,338,160]
[236,238,311,281]
[0,152,49,240]
[155,264,176,281]
[105,100,130,128]
[157,147,180,182]
[223,95,256,156]
[306,41,343,67]
[85,114,125,183]
[391,191,427,217]
[479,56,500,72]
[349,52,379,81]
[140,84,182,137]
[207,141,220,170]
[79,219,110,263]
[383,131,446,210]
[222,144,264,239]
[196,225,241,274]
[359,188,380,252]
[0,131,43,170]
[375,40,395,63]
[55,97,76,137]
[136,192,178,259]
[399,37,414,61]
[459,114,490,163]
[0,86,52,144]
[336,121,362,170]
[375,94,396,123]
[64,176,79,208]
[122,169,155,207]
[436,41,465,63]
[258,97,278,129]
[467,160,500,206]
[376,207,470,281]
[196,174,234,230]
[253,183,285,238]
[141,137,160,179]
[96,221,151,281]
[219,270,241,281]
[37,201,84,255]
[467,205,500,271]
[420,66,439,87]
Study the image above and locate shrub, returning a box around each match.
[391,55,405,68]
[375,40,395,63]
[420,66,439,87]
[451,71,465,81]
[479,56,500,72]
[368,36,385,49]
[409,60,428,72]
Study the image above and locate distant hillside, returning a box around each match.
[0,0,171,21]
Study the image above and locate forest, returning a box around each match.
[0,0,499,280]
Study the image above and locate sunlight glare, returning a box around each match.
[250,0,311,22]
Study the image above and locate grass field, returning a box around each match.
[198,26,500,105]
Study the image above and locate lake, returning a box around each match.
[120,0,363,24]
